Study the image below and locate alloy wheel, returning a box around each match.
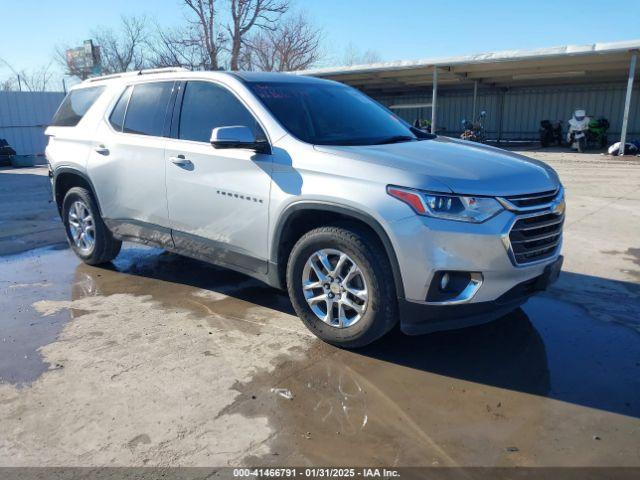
[68,200,95,254]
[301,248,369,328]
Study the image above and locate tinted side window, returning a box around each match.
[109,86,132,132]
[123,82,174,136]
[179,81,263,143]
[51,86,105,127]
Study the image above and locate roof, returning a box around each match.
[231,71,328,83]
[80,68,327,89]
[294,40,640,93]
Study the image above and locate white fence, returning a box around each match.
[0,91,65,156]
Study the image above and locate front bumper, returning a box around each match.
[391,208,562,302]
[388,206,563,333]
[399,256,562,335]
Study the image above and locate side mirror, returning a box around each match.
[210,126,270,154]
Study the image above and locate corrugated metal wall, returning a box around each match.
[1,84,637,149]
[375,82,639,141]
[0,92,65,156]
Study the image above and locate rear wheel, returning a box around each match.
[62,187,121,265]
[286,226,398,348]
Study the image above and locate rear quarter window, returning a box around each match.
[51,86,105,127]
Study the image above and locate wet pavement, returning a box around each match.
[0,244,639,466]
[0,167,66,256]
[0,152,639,466]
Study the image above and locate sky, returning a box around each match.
[1,0,639,86]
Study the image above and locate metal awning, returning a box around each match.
[296,40,639,91]
[295,40,640,153]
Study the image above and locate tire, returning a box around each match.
[62,187,121,265]
[286,225,398,348]
[577,137,586,153]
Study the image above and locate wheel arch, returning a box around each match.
[53,167,103,217]
[271,201,405,299]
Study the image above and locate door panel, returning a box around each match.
[165,80,272,272]
[87,81,175,239]
[165,140,272,272]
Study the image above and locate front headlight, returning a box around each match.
[387,186,504,223]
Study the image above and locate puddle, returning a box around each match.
[0,246,77,385]
[0,244,301,386]
[225,300,640,466]
[0,244,638,466]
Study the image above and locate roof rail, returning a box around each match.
[86,67,190,83]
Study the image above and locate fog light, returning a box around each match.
[440,272,450,290]
[427,271,476,302]
[427,271,483,304]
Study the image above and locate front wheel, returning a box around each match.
[577,137,586,153]
[286,226,398,348]
[62,187,122,265]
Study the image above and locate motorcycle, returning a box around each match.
[539,120,562,147]
[460,111,486,143]
[567,109,590,152]
[567,110,610,152]
[413,118,432,133]
[587,117,609,149]
[0,139,16,167]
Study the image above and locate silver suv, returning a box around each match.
[46,68,564,348]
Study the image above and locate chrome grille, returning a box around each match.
[509,211,564,264]
[499,188,560,211]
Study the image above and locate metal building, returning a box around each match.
[298,40,639,150]
[0,91,65,157]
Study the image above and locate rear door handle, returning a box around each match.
[170,154,192,168]
[94,145,110,156]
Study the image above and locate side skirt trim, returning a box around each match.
[104,218,275,286]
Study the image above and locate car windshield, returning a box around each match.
[247,81,418,146]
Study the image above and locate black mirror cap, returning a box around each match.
[210,139,271,155]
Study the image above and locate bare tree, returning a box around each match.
[245,13,322,71]
[20,65,54,91]
[0,58,54,91]
[147,24,209,70]
[227,0,288,70]
[1,77,16,91]
[92,16,149,73]
[342,42,381,66]
[182,0,225,70]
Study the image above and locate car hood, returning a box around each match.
[314,137,560,196]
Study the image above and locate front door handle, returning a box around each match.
[170,154,192,168]
[94,145,110,156]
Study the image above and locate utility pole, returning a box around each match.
[619,51,637,155]
[431,67,438,134]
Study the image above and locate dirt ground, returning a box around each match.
[0,150,639,467]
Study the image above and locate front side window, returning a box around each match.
[123,82,174,137]
[179,81,264,143]
[247,81,417,146]
[51,86,105,127]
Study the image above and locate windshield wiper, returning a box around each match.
[373,135,416,145]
